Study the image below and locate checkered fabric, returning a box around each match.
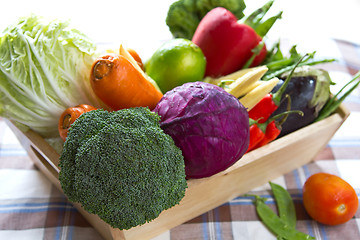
[0,38,359,240]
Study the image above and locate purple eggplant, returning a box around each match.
[270,66,331,137]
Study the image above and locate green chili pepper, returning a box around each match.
[270,182,296,229]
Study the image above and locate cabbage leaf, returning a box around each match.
[0,15,102,137]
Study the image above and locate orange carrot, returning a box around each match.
[127,48,144,70]
[58,104,97,141]
[90,51,163,111]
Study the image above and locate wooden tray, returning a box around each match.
[6,104,350,240]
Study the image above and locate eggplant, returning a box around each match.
[271,66,331,137]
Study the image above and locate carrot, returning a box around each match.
[90,47,163,111]
[127,48,144,70]
[58,104,97,141]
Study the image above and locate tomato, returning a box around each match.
[302,172,359,225]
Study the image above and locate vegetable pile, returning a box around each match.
[0,0,359,233]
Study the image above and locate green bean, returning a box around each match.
[270,182,296,229]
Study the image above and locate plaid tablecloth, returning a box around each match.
[0,38,359,240]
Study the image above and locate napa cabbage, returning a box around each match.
[0,15,102,137]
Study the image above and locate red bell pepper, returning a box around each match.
[191,1,282,77]
[192,7,266,77]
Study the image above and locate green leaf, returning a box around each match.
[316,70,360,121]
[242,0,282,38]
[255,11,283,38]
[243,0,275,29]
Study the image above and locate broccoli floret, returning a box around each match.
[166,0,246,39]
[59,108,187,230]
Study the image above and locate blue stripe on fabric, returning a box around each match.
[0,202,70,208]
[305,220,315,237]
[67,228,73,240]
[0,207,77,214]
[201,213,209,240]
[234,194,274,200]
[229,195,276,206]
[301,166,317,237]
[293,169,303,189]
[319,223,329,240]
[55,214,63,240]
[55,203,70,240]
[214,207,222,240]
[328,140,360,147]
[303,165,311,179]
[68,215,75,240]
[0,149,27,156]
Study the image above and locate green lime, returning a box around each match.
[145,38,206,93]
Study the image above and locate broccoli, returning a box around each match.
[59,107,187,230]
[166,0,246,39]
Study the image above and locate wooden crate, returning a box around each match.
[6,104,350,240]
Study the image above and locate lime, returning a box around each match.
[145,38,206,93]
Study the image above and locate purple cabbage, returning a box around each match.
[153,82,249,179]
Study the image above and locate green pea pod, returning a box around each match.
[253,196,315,240]
[270,182,296,229]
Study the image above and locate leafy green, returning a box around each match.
[0,15,102,137]
[241,0,282,38]
[59,107,187,230]
[166,0,246,39]
[262,40,336,81]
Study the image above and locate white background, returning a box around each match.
[1,0,359,60]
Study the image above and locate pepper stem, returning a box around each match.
[270,94,303,126]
